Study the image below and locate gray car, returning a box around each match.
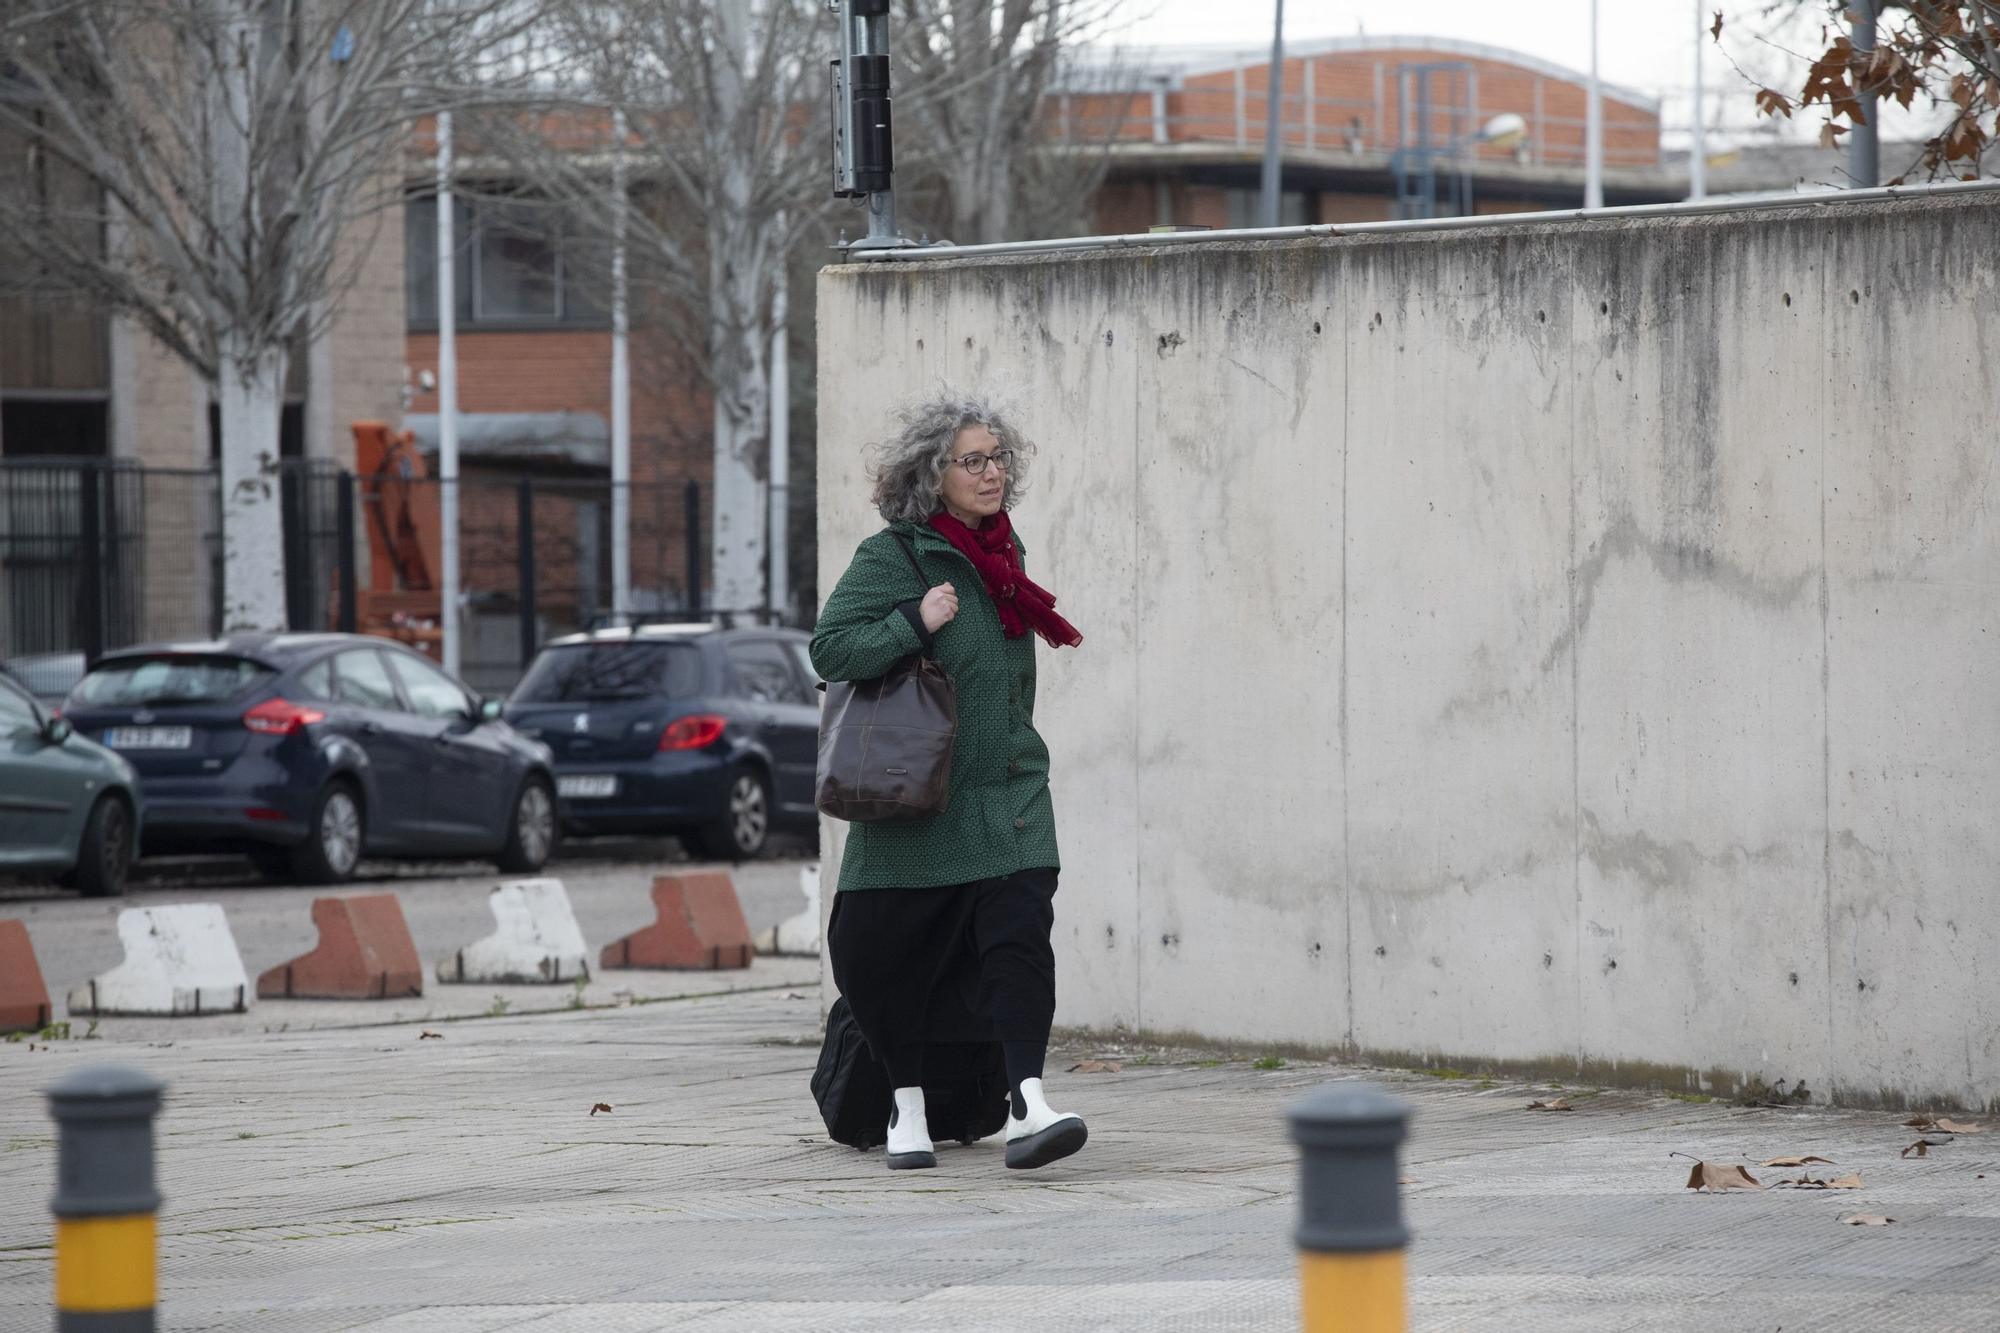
[0,667,140,896]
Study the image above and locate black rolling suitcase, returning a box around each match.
[811,996,1010,1150]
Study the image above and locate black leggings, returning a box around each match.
[828,867,1057,1089]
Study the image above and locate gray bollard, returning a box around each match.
[47,1065,165,1333]
[1287,1082,1411,1332]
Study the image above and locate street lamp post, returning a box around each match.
[829,0,912,253]
[1260,0,1285,228]
[1584,0,1603,209]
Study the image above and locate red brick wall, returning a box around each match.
[404,328,708,487]
[402,326,713,625]
[1167,49,1658,168]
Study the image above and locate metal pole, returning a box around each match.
[1850,0,1879,187]
[767,225,790,626]
[1290,1083,1411,1333]
[1260,0,1285,228]
[610,107,631,623]
[684,479,703,620]
[336,471,357,633]
[517,476,536,670]
[1235,60,1247,148]
[48,1064,165,1333]
[842,0,910,253]
[78,464,103,666]
[1585,0,1603,208]
[1304,58,1315,151]
[436,110,461,674]
[1689,0,1707,200]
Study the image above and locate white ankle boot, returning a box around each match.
[1004,1077,1087,1170]
[886,1086,936,1170]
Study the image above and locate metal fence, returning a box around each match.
[0,460,714,695]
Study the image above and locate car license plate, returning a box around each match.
[105,726,193,750]
[559,774,618,799]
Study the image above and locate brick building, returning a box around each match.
[1060,35,1672,231]
[0,155,402,662]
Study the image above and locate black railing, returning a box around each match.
[0,459,716,695]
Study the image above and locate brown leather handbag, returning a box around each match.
[814,533,958,823]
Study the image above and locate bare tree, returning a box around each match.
[891,0,1134,244]
[472,0,829,617]
[0,0,533,631]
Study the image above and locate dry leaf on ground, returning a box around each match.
[1069,1060,1122,1074]
[589,1102,614,1115]
[1902,1139,1948,1158]
[1775,1173,1863,1190]
[1684,1161,1763,1192]
[419,1030,443,1040]
[1827,1174,1864,1189]
[1933,1119,1986,1134]
[1527,1098,1572,1112]
[1398,1175,1418,1185]
[1840,1214,1894,1226]
[1762,1155,1835,1167]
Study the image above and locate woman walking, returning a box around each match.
[811,391,1086,1172]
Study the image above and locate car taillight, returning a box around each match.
[244,698,327,736]
[659,714,727,751]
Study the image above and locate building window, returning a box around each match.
[405,194,607,330]
[1225,188,1311,229]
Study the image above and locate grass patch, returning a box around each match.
[1252,1056,1287,1071]
[1667,1090,1716,1105]
[1424,1068,1472,1081]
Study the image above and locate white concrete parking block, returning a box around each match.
[436,878,591,984]
[756,863,821,957]
[66,903,250,1016]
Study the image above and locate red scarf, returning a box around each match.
[927,511,1082,649]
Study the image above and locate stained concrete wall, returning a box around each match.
[814,192,2000,1110]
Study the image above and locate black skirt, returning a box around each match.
[827,867,1058,1084]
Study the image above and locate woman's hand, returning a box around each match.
[920,582,959,633]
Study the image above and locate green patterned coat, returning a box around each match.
[810,520,1060,891]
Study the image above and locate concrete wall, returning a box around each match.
[814,192,2000,1111]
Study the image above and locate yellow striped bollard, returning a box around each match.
[1288,1083,1411,1333]
[47,1065,164,1333]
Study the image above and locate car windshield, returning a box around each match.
[511,641,699,704]
[72,654,273,708]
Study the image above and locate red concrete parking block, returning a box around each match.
[0,920,52,1032]
[257,894,423,1000]
[600,872,754,971]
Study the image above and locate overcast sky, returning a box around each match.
[1102,2,1939,147]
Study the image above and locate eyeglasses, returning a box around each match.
[950,449,1015,476]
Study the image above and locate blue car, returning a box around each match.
[63,634,559,883]
[504,624,821,860]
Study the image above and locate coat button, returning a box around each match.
[1013,817,1027,830]
[1008,761,1022,774]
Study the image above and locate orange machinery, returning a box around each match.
[349,420,445,659]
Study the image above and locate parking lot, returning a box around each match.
[4,837,822,1043]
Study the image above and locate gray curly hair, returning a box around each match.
[869,389,1035,525]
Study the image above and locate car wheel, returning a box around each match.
[74,794,134,899]
[496,777,558,874]
[693,766,770,863]
[291,782,364,885]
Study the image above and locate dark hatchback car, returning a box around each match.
[63,634,559,883]
[505,624,820,860]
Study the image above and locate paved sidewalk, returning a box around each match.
[3,989,1998,1332]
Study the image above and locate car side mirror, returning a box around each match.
[479,697,504,723]
[43,716,73,745]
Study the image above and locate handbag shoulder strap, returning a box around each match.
[888,529,928,596]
